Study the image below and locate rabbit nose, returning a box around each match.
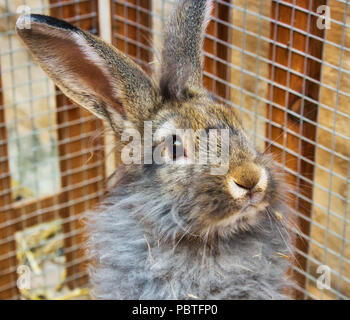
[232,163,262,190]
[228,164,266,199]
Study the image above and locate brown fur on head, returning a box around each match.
[16,0,287,238]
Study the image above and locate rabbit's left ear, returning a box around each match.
[16,14,158,133]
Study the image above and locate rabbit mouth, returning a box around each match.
[190,184,269,237]
[211,200,269,236]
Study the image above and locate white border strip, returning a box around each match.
[98,0,112,43]
[98,0,116,178]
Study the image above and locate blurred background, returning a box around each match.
[0,0,349,300]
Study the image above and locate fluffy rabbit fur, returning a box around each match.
[17,0,294,299]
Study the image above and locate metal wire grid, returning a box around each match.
[0,0,105,299]
[213,0,349,300]
[0,0,349,300]
[223,0,349,300]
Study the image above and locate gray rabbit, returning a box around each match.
[17,0,294,299]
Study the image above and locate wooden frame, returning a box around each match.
[204,0,232,100]
[111,0,153,75]
[0,66,17,299]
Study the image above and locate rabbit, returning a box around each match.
[16,0,294,299]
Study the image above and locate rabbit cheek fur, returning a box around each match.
[16,0,293,300]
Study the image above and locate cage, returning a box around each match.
[0,0,349,300]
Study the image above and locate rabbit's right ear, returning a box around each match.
[16,14,158,133]
[160,0,213,100]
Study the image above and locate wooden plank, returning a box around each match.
[50,0,105,290]
[266,0,326,299]
[203,0,231,100]
[0,66,18,299]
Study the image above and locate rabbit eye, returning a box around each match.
[167,135,187,160]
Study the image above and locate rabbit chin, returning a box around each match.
[211,200,269,237]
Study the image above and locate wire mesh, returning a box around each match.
[0,0,349,300]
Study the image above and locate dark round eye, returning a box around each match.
[167,135,186,160]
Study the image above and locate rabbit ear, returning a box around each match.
[160,0,213,100]
[16,14,158,133]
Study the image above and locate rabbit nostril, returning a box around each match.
[228,177,256,199]
[233,180,254,190]
[233,179,258,191]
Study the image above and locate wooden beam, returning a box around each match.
[266,0,326,299]
[111,0,153,75]
[0,66,18,299]
[203,0,232,101]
